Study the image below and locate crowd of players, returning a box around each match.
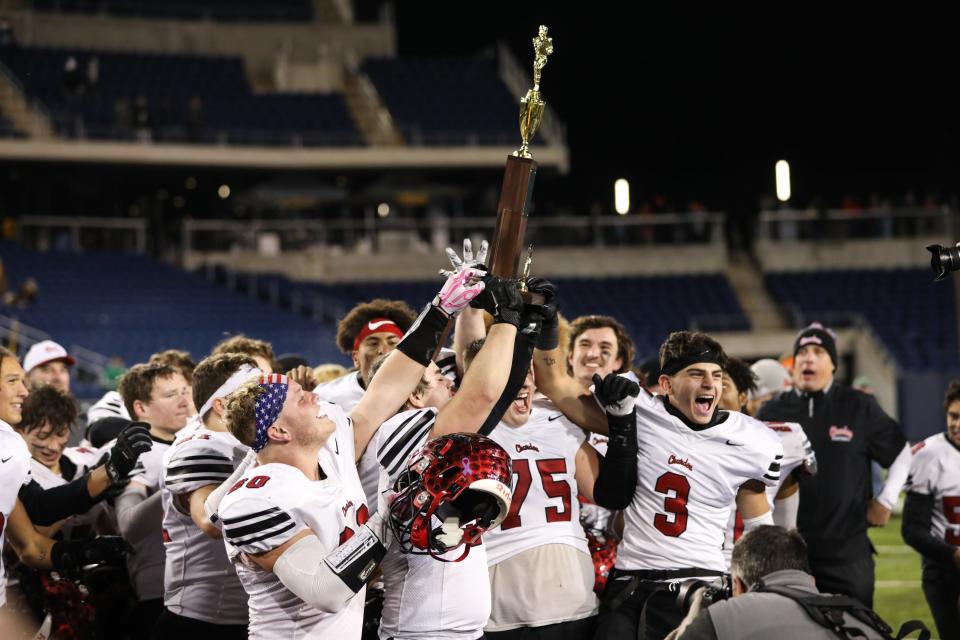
[0,240,956,639]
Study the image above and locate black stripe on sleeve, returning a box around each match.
[166,475,232,486]
[380,411,436,467]
[167,463,235,478]
[230,522,297,548]
[386,421,433,477]
[379,410,427,452]
[221,507,280,526]
[224,511,293,539]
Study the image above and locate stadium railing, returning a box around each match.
[758,206,955,241]
[180,212,727,257]
[16,216,148,254]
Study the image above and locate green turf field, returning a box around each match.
[869,515,938,638]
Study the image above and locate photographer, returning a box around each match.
[668,526,893,639]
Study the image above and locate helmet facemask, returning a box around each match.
[387,434,512,562]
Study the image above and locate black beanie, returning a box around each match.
[793,322,837,367]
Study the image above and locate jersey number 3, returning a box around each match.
[653,472,690,537]
[501,458,571,530]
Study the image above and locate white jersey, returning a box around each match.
[118,434,172,600]
[161,426,248,625]
[86,390,131,424]
[375,408,490,640]
[617,393,784,574]
[29,446,106,540]
[220,461,366,639]
[315,370,382,514]
[484,400,590,565]
[723,421,816,563]
[0,419,33,608]
[904,433,960,547]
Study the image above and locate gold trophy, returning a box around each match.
[515,25,553,160]
[432,26,553,360]
[487,25,553,287]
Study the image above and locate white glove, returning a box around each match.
[433,267,486,316]
[439,238,488,277]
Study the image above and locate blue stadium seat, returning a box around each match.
[765,269,958,371]
[363,55,523,146]
[0,45,362,146]
[0,242,342,368]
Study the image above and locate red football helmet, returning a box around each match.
[387,432,513,561]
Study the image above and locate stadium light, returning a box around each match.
[614,178,630,215]
[775,160,791,202]
[218,184,231,199]
[377,203,390,218]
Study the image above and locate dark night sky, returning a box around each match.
[392,4,959,214]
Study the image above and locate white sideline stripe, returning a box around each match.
[875,579,921,588]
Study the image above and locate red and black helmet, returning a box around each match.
[388,432,513,561]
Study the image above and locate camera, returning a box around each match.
[926,243,960,281]
[675,575,733,615]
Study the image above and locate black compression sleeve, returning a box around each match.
[19,477,100,526]
[902,491,957,566]
[477,326,538,436]
[592,411,639,510]
[397,304,449,367]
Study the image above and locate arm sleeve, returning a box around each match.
[115,485,163,544]
[477,324,538,436]
[863,395,907,468]
[901,491,956,565]
[592,411,638,510]
[273,521,386,613]
[773,491,799,530]
[18,477,100,526]
[875,444,912,510]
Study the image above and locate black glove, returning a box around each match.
[469,275,523,327]
[105,422,152,483]
[51,536,132,577]
[524,276,559,349]
[593,373,640,417]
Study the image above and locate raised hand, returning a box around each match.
[469,276,524,327]
[105,422,153,483]
[434,267,486,317]
[439,238,489,278]
[593,373,640,417]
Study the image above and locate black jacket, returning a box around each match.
[757,384,905,561]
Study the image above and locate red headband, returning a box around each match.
[354,318,404,351]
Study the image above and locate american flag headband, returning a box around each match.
[253,374,289,452]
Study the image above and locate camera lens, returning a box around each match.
[927,244,960,281]
[675,579,708,615]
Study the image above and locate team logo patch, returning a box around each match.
[668,454,693,471]
[829,425,854,442]
[799,335,824,347]
[515,442,540,454]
